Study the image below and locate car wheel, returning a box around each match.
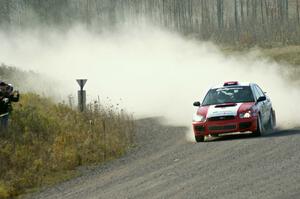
[195,135,205,142]
[253,114,264,136]
[268,110,276,132]
[210,134,219,138]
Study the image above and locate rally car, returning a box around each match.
[192,81,276,142]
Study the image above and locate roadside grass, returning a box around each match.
[259,45,300,66]
[0,93,134,198]
[221,45,300,82]
[221,45,300,66]
[0,64,61,96]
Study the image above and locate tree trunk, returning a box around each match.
[234,0,238,30]
[297,0,300,25]
[5,1,11,25]
[261,0,264,25]
[216,0,224,30]
[264,0,269,24]
[240,0,244,25]
[246,0,250,17]
[285,0,288,22]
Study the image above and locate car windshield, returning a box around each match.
[202,86,255,106]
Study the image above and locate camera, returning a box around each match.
[6,84,13,94]
[0,82,16,97]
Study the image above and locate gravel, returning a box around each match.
[27,117,300,199]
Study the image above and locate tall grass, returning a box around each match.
[0,93,134,198]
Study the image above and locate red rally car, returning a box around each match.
[192,81,276,142]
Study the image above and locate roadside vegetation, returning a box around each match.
[259,45,300,66]
[221,45,300,66]
[0,64,61,97]
[0,81,134,198]
[220,45,300,83]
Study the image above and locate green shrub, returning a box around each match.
[0,93,134,198]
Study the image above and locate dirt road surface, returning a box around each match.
[28,118,300,199]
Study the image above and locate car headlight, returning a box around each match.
[239,111,252,118]
[193,114,206,122]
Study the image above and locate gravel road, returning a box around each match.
[28,117,300,199]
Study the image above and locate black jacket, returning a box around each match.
[0,93,19,115]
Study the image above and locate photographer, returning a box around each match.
[0,81,19,130]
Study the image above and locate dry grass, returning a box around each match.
[0,93,134,198]
[221,45,300,82]
[221,45,300,66]
[259,45,300,66]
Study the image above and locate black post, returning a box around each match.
[76,79,87,112]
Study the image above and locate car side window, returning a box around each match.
[256,85,265,97]
[252,86,260,100]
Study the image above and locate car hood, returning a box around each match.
[197,102,255,118]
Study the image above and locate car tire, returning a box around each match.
[195,136,205,142]
[210,134,219,137]
[253,114,264,136]
[267,110,276,132]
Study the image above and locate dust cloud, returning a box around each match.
[0,24,299,140]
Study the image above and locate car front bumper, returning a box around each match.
[192,116,258,136]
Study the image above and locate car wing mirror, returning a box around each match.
[193,101,201,107]
[257,96,266,103]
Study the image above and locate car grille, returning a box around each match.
[239,122,252,129]
[207,116,235,121]
[208,125,236,131]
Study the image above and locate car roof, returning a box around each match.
[211,82,253,89]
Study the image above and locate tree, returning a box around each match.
[216,0,224,30]
[297,0,300,24]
